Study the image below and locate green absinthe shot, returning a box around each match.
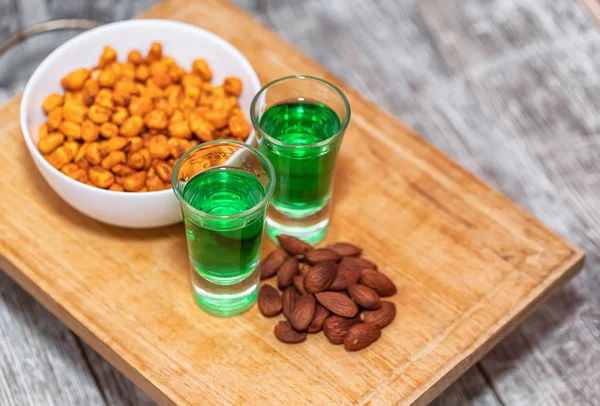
[258,100,342,217]
[182,167,266,302]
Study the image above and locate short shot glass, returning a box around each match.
[250,75,350,245]
[172,140,275,317]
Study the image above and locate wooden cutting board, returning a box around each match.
[0,0,585,405]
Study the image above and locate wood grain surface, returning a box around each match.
[1,0,599,405]
[0,0,586,404]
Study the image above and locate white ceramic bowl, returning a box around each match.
[20,19,261,228]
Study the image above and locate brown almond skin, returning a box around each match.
[294,275,307,295]
[337,261,362,283]
[359,269,397,297]
[328,267,359,291]
[290,294,316,331]
[304,262,337,293]
[258,284,282,317]
[277,257,298,289]
[260,249,289,280]
[344,323,381,351]
[361,301,396,328]
[348,284,381,310]
[315,291,359,318]
[274,321,307,344]
[305,248,341,264]
[323,315,361,344]
[338,258,362,273]
[277,235,312,256]
[328,242,362,257]
[340,256,377,272]
[299,263,312,276]
[307,304,329,333]
[282,286,299,320]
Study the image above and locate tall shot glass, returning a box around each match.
[250,75,351,245]
[172,140,275,317]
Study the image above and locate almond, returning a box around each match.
[361,301,396,328]
[328,267,359,291]
[359,269,397,297]
[274,321,307,344]
[337,260,362,283]
[315,291,359,318]
[323,315,361,344]
[290,294,316,331]
[277,257,298,289]
[294,274,307,295]
[305,248,341,264]
[338,258,361,273]
[328,242,362,257]
[304,262,337,293]
[260,249,289,280]
[339,256,377,272]
[282,286,299,320]
[278,235,312,256]
[344,323,381,351]
[299,263,312,276]
[258,284,282,317]
[348,284,381,310]
[307,304,329,333]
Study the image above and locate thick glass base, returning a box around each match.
[191,265,259,317]
[271,196,329,218]
[266,201,330,245]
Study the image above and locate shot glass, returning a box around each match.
[172,140,275,317]
[250,75,351,245]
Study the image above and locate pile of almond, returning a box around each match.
[258,235,397,352]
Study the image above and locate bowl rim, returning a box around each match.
[20,19,261,198]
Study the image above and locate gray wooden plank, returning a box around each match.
[416,0,600,404]
[418,0,593,74]
[0,0,20,40]
[0,272,105,405]
[81,344,155,406]
[430,366,502,406]
[0,30,83,102]
[251,0,453,112]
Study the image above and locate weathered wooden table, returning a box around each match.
[0,0,598,405]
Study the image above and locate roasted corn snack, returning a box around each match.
[38,42,250,191]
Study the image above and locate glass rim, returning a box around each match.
[171,139,276,221]
[250,75,351,149]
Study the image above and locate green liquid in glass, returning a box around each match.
[258,101,341,216]
[182,167,266,285]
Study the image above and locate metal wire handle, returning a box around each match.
[0,19,102,56]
